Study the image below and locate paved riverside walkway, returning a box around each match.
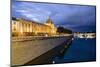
[11,36,72,66]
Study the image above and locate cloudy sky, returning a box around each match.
[12,1,96,32]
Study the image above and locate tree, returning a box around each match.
[57,26,72,34]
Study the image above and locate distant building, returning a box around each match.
[73,32,96,38]
[12,17,57,36]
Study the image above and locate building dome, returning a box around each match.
[45,17,54,24]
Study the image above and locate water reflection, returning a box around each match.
[53,38,96,63]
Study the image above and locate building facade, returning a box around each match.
[12,18,57,36]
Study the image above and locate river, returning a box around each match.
[53,38,96,63]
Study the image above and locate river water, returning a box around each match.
[53,38,96,63]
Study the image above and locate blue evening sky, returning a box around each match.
[12,1,96,32]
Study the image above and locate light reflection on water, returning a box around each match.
[53,38,96,63]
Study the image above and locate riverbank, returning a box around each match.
[11,36,72,66]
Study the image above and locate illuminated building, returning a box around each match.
[12,17,57,36]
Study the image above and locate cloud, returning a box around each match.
[13,3,54,22]
[12,1,96,32]
[16,10,28,13]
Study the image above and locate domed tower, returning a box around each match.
[44,17,57,34]
[45,17,55,28]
